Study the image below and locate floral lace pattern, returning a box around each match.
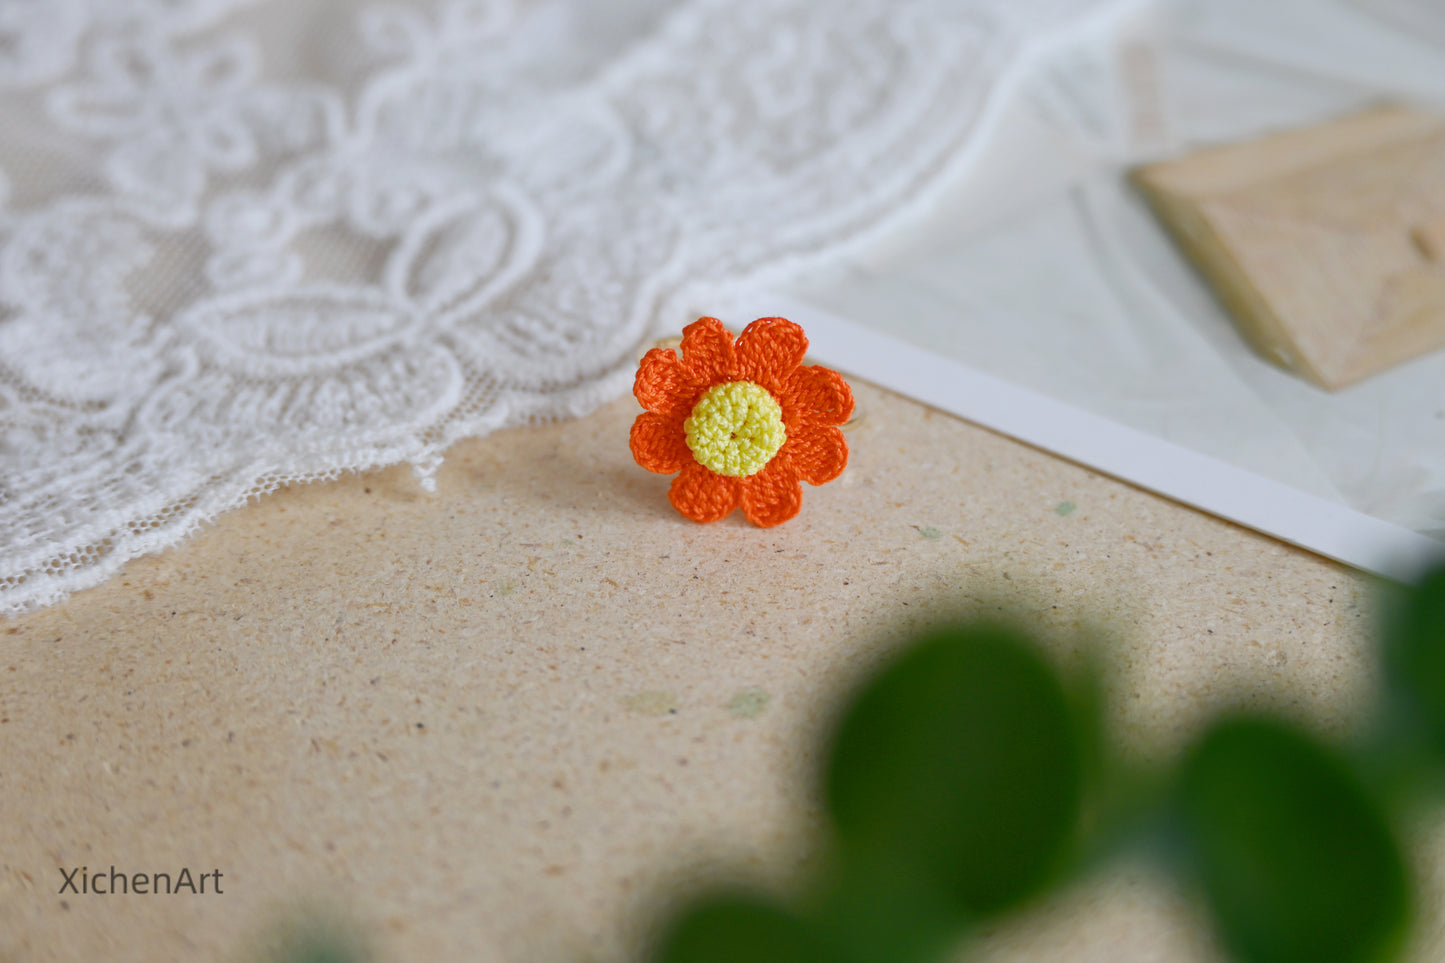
[0,0,1122,615]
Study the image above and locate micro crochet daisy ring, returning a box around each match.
[630,316,855,527]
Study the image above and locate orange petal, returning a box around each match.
[630,411,692,474]
[634,346,699,418]
[679,316,738,382]
[781,364,854,427]
[740,460,803,528]
[783,423,848,486]
[735,317,807,391]
[669,462,740,523]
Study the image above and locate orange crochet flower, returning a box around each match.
[630,316,854,527]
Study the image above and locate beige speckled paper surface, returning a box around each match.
[1,381,1435,962]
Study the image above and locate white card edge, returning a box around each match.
[763,293,1445,585]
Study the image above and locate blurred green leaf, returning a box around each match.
[652,893,845,963]
[1174,718,1409,963]
[808,843,978,963]
[263,915,368,963]
[1381,562,1445,762]
[275,939,361,963]
[823,623,1082,918]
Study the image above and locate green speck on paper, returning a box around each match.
[1055,501,1076,517]
[916,526,943,539]
[728,688,771,718]
[624,691,678,715]
[496,580,517,596]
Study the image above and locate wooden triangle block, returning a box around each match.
[1133,105,1445,390]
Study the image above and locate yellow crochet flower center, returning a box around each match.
[684,381,786,478]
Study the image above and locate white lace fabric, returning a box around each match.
[0,0,1122,616]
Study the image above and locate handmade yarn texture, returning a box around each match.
[631,317,853,526]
